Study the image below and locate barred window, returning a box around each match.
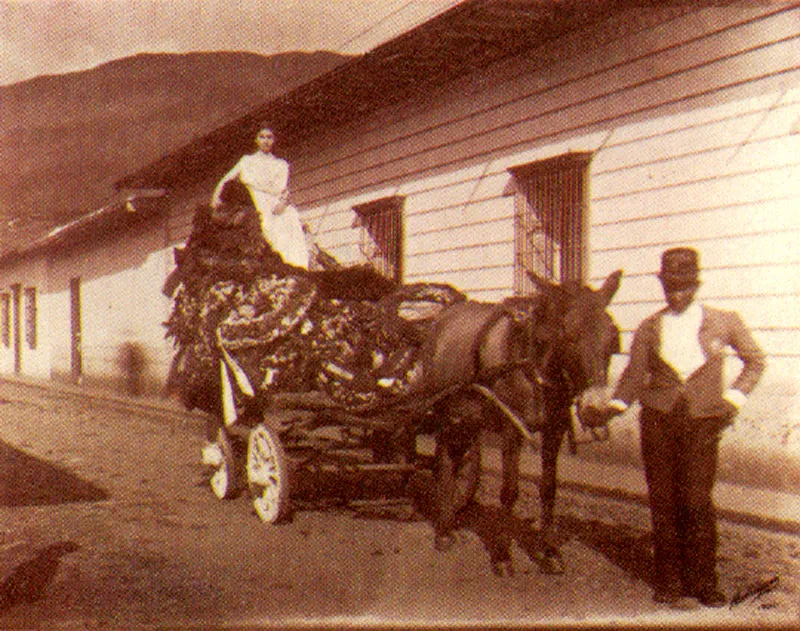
[24,287,37,349]
[510,153,591,294]
[0,293,9,348]
[352,196,404,282]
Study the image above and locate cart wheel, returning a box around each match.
[247,423,291,523]
[210,427,241,500]
[453,439,480,510]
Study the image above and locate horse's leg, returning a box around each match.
[433,430,458,551]
[539,421,562,540]
[487,425,522,576]
[433,392,487,548]
[500,424,522,513]
[536,406,569,574]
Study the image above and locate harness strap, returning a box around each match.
[471,384,538,445]
[471,303,555,390]
[469,305,511,382]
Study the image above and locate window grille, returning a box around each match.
[0,294,9,348]
[24,287,37,350]
[352,196,404,282]
[510,153,591,294]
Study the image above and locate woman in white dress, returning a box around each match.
[211,126,309,269]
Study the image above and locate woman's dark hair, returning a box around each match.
[219,179,253,207]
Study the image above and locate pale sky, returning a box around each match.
[0,0,462,86]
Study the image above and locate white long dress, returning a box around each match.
[213,152,309,269]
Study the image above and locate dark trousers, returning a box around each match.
[640,399,724,597]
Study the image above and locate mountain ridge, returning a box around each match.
[0,50,349,252]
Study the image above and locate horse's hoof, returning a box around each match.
[492,560,514,577]
[535,550,565,575]
[434,534,456,552]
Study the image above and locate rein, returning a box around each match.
[472,301,565,393]
[466,298,593,444]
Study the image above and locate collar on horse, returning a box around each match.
[474,298,571,394]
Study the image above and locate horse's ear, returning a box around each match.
[598,270,623,306]
[525,269,558,294]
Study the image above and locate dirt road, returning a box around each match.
[0,381,798,629]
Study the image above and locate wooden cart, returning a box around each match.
[206,372,482,524]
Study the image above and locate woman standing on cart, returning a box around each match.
[211,124,309,269]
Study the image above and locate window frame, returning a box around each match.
[509,152,592,294]
[352,196,405,282]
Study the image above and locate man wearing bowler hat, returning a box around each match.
[605,247,765,608]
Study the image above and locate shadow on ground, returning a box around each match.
[223,457,658,582]
[433,500,656,581]
[0,441,109,507]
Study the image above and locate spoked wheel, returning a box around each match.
[210,427,242,500]
[246,423,291,523]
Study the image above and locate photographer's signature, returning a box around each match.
[730,576,779,608]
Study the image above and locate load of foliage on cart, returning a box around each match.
[162,182,466,416]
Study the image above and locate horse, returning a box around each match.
[419,270,622,575]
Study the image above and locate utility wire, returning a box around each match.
[198,1,462,141]
[335,0,463,54]
[335,0,422,53]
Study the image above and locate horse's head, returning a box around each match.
[527,270,622,411]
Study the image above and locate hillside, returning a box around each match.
[0,51,349,252]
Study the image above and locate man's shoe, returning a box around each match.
[653,591,680,604]
[696,590,727,608]
[654,592,700,611]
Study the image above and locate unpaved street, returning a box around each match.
[0,381,798,629]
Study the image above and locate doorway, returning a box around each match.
[11,284,21,374]
[70,277,82,382]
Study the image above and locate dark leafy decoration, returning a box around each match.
[163,196,466,414]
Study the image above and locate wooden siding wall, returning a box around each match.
[278,4,799,427]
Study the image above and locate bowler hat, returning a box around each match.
[658,247,700,289]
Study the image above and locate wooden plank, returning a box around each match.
[604,264,800,303]
[401,170,511,216]
[594,136,799,200]
[405,197,512,237]
[291,15,799,200]
[591,199,800,252]
[593,230,800,285]
[611,294,799,332]
[615,328,800,359]
[600,86,800,150]
[287,4,695,169]
[593,101,800,175]
[398,163,493,199]
[755,330,800,358]
[409,241,514,272]
[592,167,800,226]
[402,179,485,215]
[290,4,789,177]
[406,217,513,257]
[292,65,798,211]
[295,50,799,205]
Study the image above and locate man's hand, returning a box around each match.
[578,403,622,429]
[717,399,739,430]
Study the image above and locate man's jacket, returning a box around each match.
[613,305,766,418]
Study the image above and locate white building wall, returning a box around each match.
[274,3,800,487]
[45,221,175,392]
[11,3,787,486]
[0,255,51,378]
